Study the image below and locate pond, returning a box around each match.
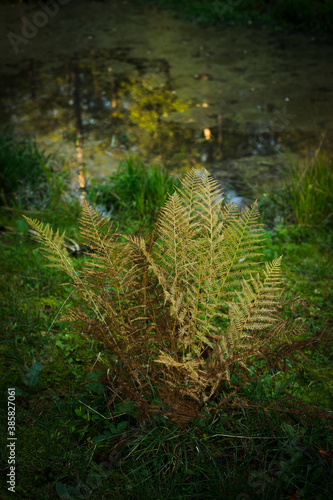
[1,0,332,204]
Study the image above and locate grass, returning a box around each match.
[85,155,183,237]
[258,151,333,331]
[0,127,81,233]
[259,152,333,230]
[0,136,332,499]
[283,152,333,228]
[0,127,73,211]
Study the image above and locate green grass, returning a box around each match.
[0,127,81,235]
[259,152,333,230]
[284,153,333,228]
[85,155,183,236]
[258,151,333,333]
[1,137,332,499]
[0,127,73,211]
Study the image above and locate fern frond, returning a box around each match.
[23,217,77,279]
[218,201,266,294]
[78,200,148,322]
[223,256,284,355]
[149,171,224,349]
[79,199,118,249]
[124,170,268,364]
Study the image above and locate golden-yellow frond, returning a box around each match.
[23,216,77,279]
[25,166,327,426]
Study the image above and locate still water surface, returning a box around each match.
[1,0,332,203]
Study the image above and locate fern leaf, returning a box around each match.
[223,256,284,355]
[23,217,77,279]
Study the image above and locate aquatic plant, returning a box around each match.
[24,167,331,426]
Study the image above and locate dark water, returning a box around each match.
[1,0,332,203]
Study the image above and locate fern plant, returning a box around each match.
[24,168,331,426]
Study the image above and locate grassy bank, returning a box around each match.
[0,135,332,499]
